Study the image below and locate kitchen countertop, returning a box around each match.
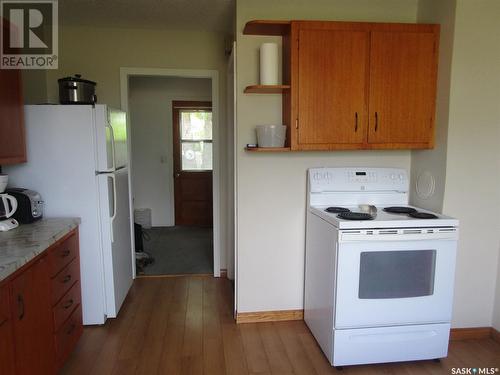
[0,218,81,282]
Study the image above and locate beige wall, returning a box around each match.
[129,76,211,227]
[441,0,500,328]
[411,0,456,212]
[22,70,48,104]
[235,0,417,313]
[42,26,227,108]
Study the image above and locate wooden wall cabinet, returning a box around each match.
[0,19,26,165]
[244,20,439,151]
[0,229,82,374]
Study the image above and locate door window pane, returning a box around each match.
[359,250,436,299]
[181,111,212,140]
[181,142,212,170]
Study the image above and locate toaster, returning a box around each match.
[5,188,43,224]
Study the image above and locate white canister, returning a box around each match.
[260,43,279,85]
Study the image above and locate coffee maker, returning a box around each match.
[0,174,19,231]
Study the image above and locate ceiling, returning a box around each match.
[58,0,234,33]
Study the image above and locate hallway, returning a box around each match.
[138,227,213,275]
[61,277,500,375]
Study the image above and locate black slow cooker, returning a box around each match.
[58,74,97,104]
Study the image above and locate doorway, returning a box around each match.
[120,68,221,278]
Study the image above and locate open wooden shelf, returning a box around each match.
[245,147,291,152]
[243,20,291,36]
[244,85,290,94]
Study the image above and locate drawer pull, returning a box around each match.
[17,295,25,320]
[0,317,7,327]
[67,323,76,335]
[60,249,71,257]
[63,299,74,309]
[354,112,358,132]
[62,274,72,283]
[375,112,379,132]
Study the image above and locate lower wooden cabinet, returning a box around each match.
[0,228,82,374]
[0,285,16,375]
[11,257,55,375]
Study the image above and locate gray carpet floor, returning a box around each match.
[139,226,213,276]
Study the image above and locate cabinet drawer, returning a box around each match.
[51,259,80,305]
[54,305,82,366]
[53,281,81,331]
[49,232,78,277]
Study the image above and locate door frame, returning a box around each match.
[120,67,221,278]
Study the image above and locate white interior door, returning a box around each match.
[335,238,457,328]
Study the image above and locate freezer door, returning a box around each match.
[108,108,128,169]
[97,168,133,318]
[94,105,128,171]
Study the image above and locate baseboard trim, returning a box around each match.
[491,328,500,344]
[236,309,304,324]
[450,327,493,341]
[136,273,213,278]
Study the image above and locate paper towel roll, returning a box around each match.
[260,43,279,85]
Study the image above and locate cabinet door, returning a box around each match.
[297,27,368,148]
[11,258,54,375]
[0,285,15,375]
[368,31,438,146]
[0,20,26,165]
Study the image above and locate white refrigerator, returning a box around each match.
[6,104,134,325]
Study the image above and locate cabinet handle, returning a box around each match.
[354,112,358,132]
[0,317,7,327]
[62,274,72,283]
[67,323,76,335]
[60,249,71,257]
[375,112,379,132]
[17,295,25,320]
[63,299,74,309]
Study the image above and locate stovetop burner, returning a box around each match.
[325,207,350,213]
[337,212,374,221]
[409,212,438,219]
[383,206,418,214]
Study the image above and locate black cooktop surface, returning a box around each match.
[383,206,418,214]
[325,207,350,213]
[337,212,374,221]
[409,212,439,219]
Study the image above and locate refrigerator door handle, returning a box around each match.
[106,121,116,171]
[109,174,117,243]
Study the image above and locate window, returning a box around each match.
[358,250,436,299]
[179,110,212,171]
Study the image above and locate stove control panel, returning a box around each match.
[309,167,409,192]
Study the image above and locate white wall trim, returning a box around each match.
[120,67,221,278]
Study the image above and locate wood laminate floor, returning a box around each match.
[61,276,500,375]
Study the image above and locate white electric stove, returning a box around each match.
[304,167,459,368]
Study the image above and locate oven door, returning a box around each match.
[335,228,458,329]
